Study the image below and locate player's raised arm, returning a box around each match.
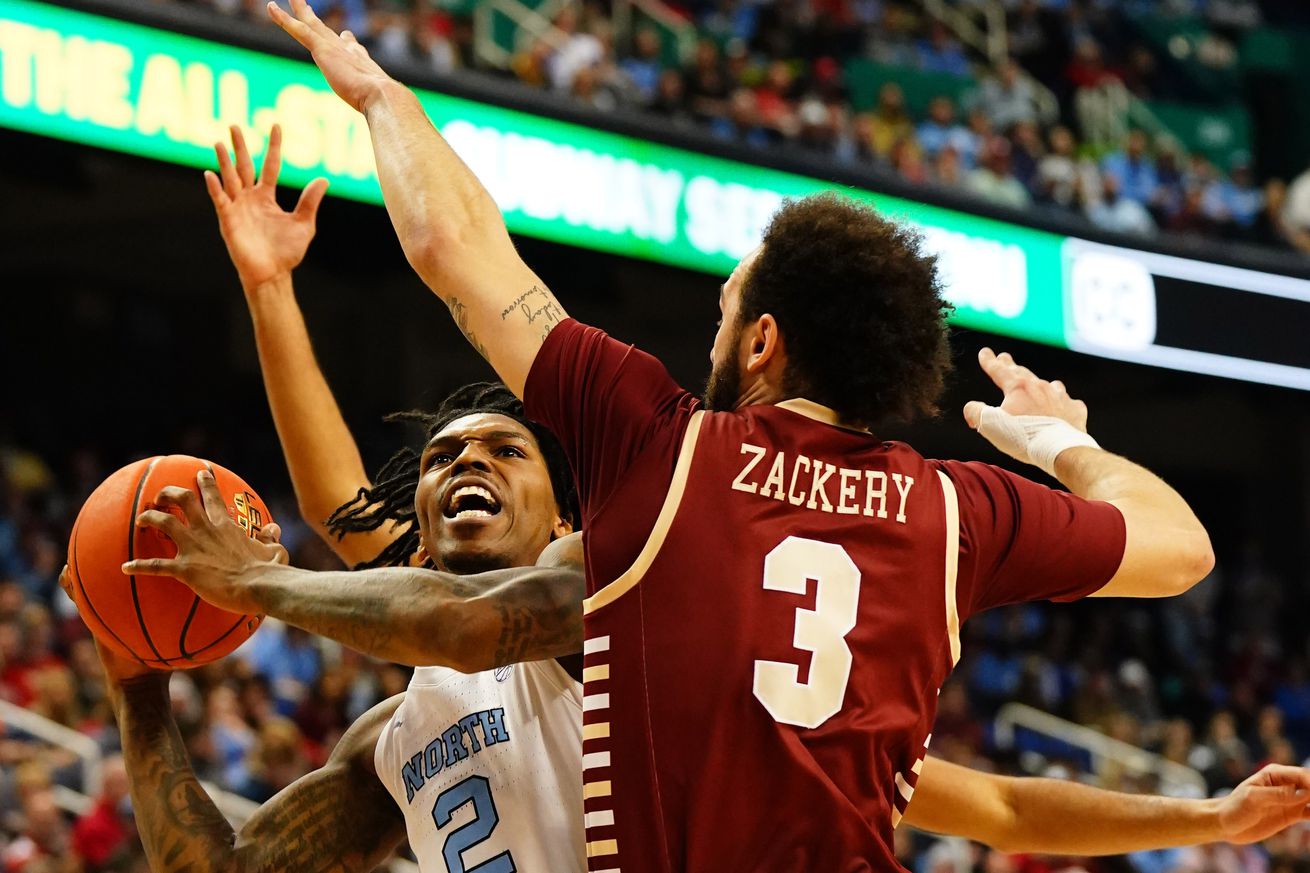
[123,473,584,670]
[267,0,566,396]
[206,123,397,567]
[963,348,1214,597]
[906,756,1310,855]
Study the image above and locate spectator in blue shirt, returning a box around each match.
[1204,156,1263,229]
[1101,130,1160,205]
[239,622,323,716]
[916,96,974,159]
[621,28,665,105]
[710,87,772,149]
[916,21,970,77]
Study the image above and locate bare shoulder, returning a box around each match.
[535,531,583,571]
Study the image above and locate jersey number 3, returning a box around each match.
[431,775,516,873]
[752,536,861,729]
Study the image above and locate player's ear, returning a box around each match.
[550,510,574,540]
[745,313,782,373]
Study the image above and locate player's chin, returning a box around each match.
[435,513,515,570]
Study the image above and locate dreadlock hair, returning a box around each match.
[325,382,579,570]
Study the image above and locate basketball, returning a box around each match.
[66,455,271,669]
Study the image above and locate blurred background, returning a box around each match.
[5,0,1310,872]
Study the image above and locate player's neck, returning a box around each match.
[733,377,788,411]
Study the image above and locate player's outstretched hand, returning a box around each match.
[1217,764,1310,844]
[964,348,1088,431]
[962,348,1099,477]
[268,0,395,114]
[206,123,328,292]
[121,471,289,616]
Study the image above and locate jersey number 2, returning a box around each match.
[431,775,516,873]
[752,536,861,729]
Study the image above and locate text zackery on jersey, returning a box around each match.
[730,443,915,522]
[400,708,511,802]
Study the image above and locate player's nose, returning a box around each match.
[450,442,493,473]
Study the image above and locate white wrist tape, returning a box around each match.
[974,406,1100,478]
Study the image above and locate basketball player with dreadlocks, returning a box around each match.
[88,120,1310,873]
[246,5,1230,870]
[79,123,589,873]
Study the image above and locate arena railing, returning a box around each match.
[993,703,1208,798]
[0,697,103,798]
[471,0,570,71]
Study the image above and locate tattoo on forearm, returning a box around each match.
[117,684,401,873]
[490,573,584,667]
[264,569,483,664]
[447,296,491,361]
[499,285,564,343]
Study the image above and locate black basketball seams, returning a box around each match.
[127,457,168,663]
[70,512,150,667]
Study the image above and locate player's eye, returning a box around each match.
[423,452,455,471]
[498,446,525,459]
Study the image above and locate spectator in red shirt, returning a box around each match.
[71,756,133,871]
[1065,37,1120,90]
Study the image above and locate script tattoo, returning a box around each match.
[116,682,404,873]
[500,284,564,343]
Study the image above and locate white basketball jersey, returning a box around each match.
[375,660,584,873]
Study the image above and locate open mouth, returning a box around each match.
[443,484,503,520]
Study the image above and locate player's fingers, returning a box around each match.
[154,485,206,527]
[289,0,336,40]
[962,401,987,430]
[268,0,314,47]
[213,142,241,199]
[342,28,357,45]
[134,509,190,544]
[203,171,230,209]
[1257,765,1310,792]
[1050,380,1067,395]
[259,124,283,189]
[229,125,256,189]
[58,565,73,598]
[978,347,1025,392]
[294,178,330,221]
[255,522,282,546]
[196,469,230,526]
[121,558,185,578]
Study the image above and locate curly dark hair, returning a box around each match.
[324,382,579,570]
[738,193,954,428]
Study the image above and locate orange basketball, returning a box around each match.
[66,455,270,669]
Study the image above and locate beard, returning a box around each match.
[703,327,744,412]
[438,545,515,576]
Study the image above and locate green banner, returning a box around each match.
[0,0,1071,347]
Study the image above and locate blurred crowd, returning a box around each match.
[4,423,1310,873]
[154,0,1310,254]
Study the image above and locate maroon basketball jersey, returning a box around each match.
[526,320,1125,873]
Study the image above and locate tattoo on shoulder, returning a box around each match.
[499,285,564,343]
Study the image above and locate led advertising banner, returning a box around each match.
[3,0,1309,389]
